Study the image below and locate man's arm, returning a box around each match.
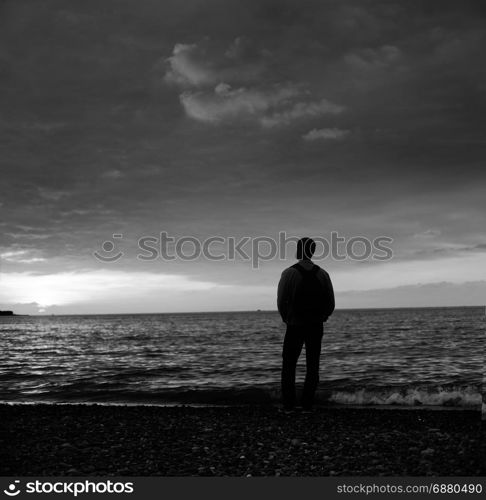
[320,270,335,320]
[277,269,291,323]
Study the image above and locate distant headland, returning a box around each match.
[0,310,15,316]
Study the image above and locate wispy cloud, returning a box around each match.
[38,188,71,202]
[165,43,216,87]
[413,229,442,239]
[302,127,350,141]
[0,249,46,263]
[344,45,402,71]
[101,169,125,179]
[180,83,299,124]
[164,38,266,88]
[261,99,345,128]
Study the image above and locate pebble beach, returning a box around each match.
[1,404,484,476]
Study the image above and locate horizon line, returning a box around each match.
[7,304,484,317]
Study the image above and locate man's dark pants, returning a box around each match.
[281,323,324,409]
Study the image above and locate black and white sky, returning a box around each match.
[1,0,485,313]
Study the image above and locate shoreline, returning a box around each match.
[1,404,484,476]
[0,401,480,411]
[0,381,481,409]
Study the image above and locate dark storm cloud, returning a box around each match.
[0,0,485,307]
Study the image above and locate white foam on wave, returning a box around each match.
[325,386,482,408]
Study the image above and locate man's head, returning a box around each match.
[296,237,316,261]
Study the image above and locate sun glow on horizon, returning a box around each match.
[0,249,485,314]
[0,270,224,308]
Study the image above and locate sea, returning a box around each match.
[0,307,484,409]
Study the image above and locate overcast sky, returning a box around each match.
[0,0,485,314]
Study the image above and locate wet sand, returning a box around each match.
[1,404,484,476]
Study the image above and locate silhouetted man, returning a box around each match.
[277,237,335,411]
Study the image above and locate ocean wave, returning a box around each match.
[321,384,482,407]
[169,383,483,408]
[3,383,481,409]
